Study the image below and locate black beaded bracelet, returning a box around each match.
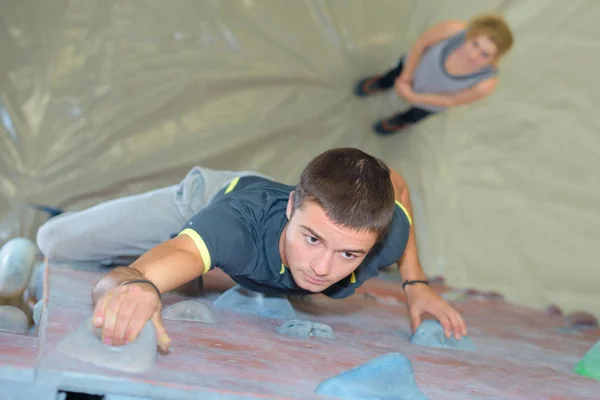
[402,279,429,290]
[121,279,162,300]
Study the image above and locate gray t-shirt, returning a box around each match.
[179,176,411,299]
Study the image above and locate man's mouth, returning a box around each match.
[303,272,327,285]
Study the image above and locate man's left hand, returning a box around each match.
[405,283,467,340]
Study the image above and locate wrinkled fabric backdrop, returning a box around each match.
[1,0,598,318]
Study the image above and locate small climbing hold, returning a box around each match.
[27,261,45,302]
[478,290,504,301]
[33,300,43,326]
[565,311,598,330]
[276,319,334,339]
[163,300,217,324]
[441,289,469,302]
[410,320,475,351]
[574,340,600,381]
[0,237,39,297]
[363,292,402,305]
[464,289,503,302]
[545,304,563,317]
[213,285,296,319]
[555,327,583,335]
[315,353,428,400]
[0,305,28,334]
[57,317,157,373]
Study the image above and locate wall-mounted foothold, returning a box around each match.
[410,320,475,351]
[33,300,44,326]
[57,317,157,373]
[0,305,28,334]
[574,340,600,381]
[0,237,39,297]
[27,261,45,302]
[213,285,296,319]
[316,353,428,400]
[276,319,334,339]
[565,311,598,330]
[163,300,217,324]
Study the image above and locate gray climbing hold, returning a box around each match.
[410,320,475,351]
[33,300,43,326]
[440,289,469,302]
[0,305,28,334]
[57,317,157,373]
[27,261,45,301]
[0,237,39,297]
[277,319,334,339]
[315,353,428,400]
[213,285,296,319]
[163,300,217,324]
[311,322,334,338]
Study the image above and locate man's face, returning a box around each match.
[282,193,378,292]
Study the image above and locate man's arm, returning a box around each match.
[400,20,466,82]
[387,166,467,339]
[92,235,205,306]
[405,78,498,109]
[387,167,426,282]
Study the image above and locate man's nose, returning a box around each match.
[311,252,332,277]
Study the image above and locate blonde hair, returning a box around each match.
[466,14,514,59]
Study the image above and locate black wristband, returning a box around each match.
[121,279,161,300]
[402,279,429,290]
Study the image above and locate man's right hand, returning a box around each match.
[92,282,171,352]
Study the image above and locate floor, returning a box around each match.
[0,262,598,400]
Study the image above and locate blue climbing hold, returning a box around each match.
[316,353,428,400]
[33,300,43,326]
[410,320,475,351]
[276,319,334,339]
[213,285,296,319]
[57,317,157,373]
[163,300,217,324]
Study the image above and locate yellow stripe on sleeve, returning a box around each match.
[224,177,240,194]
[178,228,212,274]
[350,271,356,284]
[395,200,413,226]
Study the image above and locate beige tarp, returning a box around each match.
[1,0,598,319]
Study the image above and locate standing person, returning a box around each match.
[354,13,514,135]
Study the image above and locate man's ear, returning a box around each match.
[286,191,294,220]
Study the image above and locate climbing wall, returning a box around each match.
[1,0,600,323]
[0,260,597,399]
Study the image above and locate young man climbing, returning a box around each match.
[37,148,466,352]
[354,13,514,135]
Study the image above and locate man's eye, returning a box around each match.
[340,252,356,260]
[305,236,319,245]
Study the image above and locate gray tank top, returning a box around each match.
[408,30,497,112]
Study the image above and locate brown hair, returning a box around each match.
[293,147,395,240]
[466,14,514,59]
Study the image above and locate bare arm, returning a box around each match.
[387,167,427,282]
[400,20,466,82]
[406,78,498,109]
[92,235,206,306]
[388,166,467,339]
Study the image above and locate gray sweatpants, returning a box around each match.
[36,167,267,264]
